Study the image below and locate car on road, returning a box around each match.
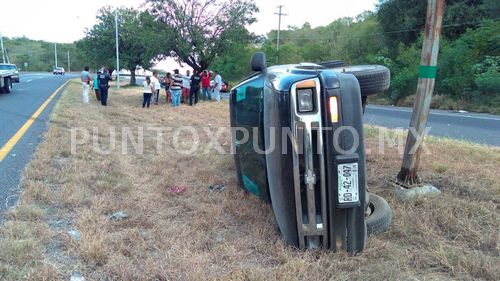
[53,67,65,75]
[230,52,392,253]
[0,63,20,93]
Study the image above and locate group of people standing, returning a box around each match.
[81,66,223,108]
[142,68,223,108]
[81,66,112,106]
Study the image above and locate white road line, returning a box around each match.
[368,105,500,121]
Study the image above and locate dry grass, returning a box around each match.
[0,79,498,280]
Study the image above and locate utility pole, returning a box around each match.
[54,43,58,68]
[67,51,71,72]
[274,5,287,64]
[115,9,120,89]
[0,33,5,63]
[397,0,445,185]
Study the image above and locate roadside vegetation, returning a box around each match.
[0,80,498,280]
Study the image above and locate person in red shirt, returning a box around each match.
[201,70,211,101]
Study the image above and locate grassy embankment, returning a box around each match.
[0,79,498,280]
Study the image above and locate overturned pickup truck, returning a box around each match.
[230,52,392,254]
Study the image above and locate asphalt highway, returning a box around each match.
[363,104,500,146]
[0,72,76,211]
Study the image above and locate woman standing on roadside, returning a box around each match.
[164,72,172,104]
[142,76,154,108]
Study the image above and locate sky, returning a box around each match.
[0,0,378,43]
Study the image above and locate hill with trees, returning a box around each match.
[1,37,87,72]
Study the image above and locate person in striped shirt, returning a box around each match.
[171,69,183,107]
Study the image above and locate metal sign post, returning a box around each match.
[115,10,120,89]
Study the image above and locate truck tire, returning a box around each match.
[366,193,392,235]
[3,77,12,93]
[335,65,390,96]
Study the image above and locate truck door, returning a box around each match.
[230,75,270,202]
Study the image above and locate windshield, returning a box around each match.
[0,65,16,70]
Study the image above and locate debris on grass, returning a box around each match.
[208,184,225,193]
[169,186,187,194]
[392,183,441,200]
[67,229,81,241]
[109,211,129,222]
[70,271,85,281]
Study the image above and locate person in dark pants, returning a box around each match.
[98,68,112,106]
[189,70,201,106]
[143,76,154,108]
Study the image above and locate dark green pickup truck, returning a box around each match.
[230,52,392,254]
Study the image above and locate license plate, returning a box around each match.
[338,163,359,204]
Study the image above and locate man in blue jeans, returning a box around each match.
[98,67,112,106]
[171,69,183,107]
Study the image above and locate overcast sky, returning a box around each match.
[0,0,377,43]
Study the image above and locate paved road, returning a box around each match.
[221,92,500,146]
[0,72,75,211]
[363,105,500,146]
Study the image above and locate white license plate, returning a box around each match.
[338,163,359,204]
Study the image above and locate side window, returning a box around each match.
[234,76,264,127]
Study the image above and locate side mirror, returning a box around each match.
[251,52,266,72]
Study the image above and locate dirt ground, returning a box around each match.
[0,80,498,280]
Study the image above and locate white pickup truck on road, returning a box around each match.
[0,63,20,93]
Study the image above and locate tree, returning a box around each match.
[146,0,259,72]
[377,0,500,47]
[77,7,164,85]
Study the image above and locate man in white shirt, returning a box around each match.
[182,70,191,104]
[81,66,93,104]
[151,71,161,105]
[212,70,223,102]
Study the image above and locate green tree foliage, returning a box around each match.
[377,0,500,45]
[2,37,86,72]
[146,0,259,72]
[210,41,259,83]
[77,7,163,84]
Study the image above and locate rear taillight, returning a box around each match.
[329,96,339,123]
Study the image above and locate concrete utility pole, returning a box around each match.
[67,51,71,72]
[397,0,445,185]
[54,43,58,68]
[115,9,120,89]
[0,33,6,64]
[274,5,287,63]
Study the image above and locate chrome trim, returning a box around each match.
[290,78,328,249]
